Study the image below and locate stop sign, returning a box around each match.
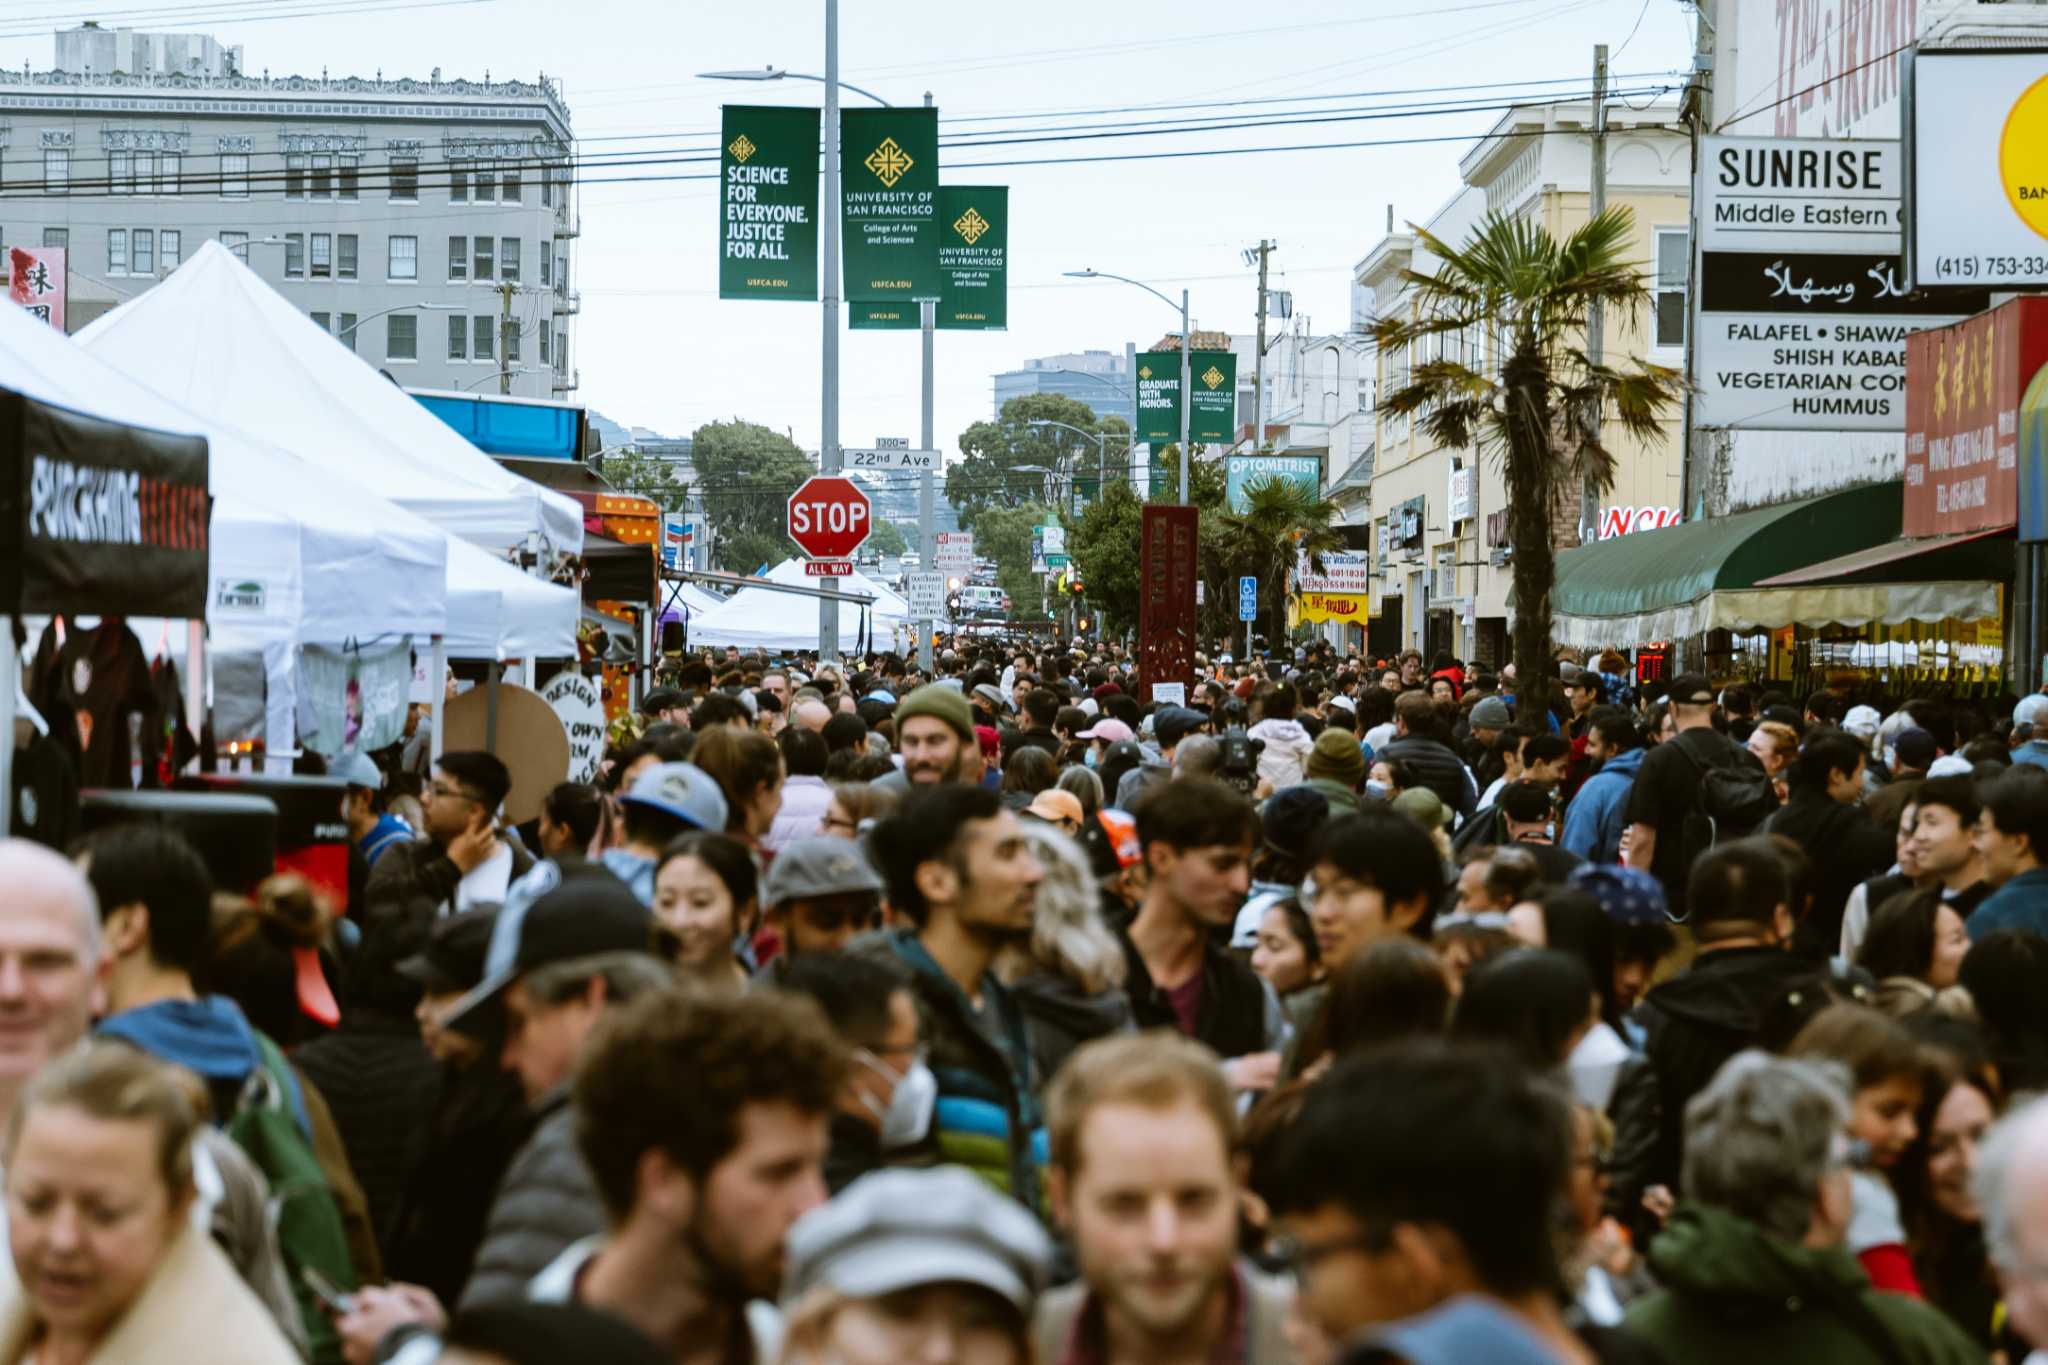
[786,475,872,560]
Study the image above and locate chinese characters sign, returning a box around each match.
[719,106,820,302]
[1903,297,2048,537]
[8,246,64,331]
[1139,505,1198,701]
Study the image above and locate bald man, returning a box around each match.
[0,840,100,1130]
[792,699,833,734]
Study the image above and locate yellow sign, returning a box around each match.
[1295,592,1370,625]
[2001,73,2048,241]
[953,206,989,244]
[864,137,914,188]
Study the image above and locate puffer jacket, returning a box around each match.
[1375,734,1477,822]
[289,1011,441,1254]
[1625,1204,1984,1364]
[457,1090,605,1309]
[854,930,1040,1205]
[1247,718,1314,792]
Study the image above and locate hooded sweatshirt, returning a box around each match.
[1247,717,1314,792]
[100,996,310,1137]
[1625,1204,1983,1365]
[1561,745,1646,865]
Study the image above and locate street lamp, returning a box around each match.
[702,19,895,662]
[336,301,461,340]
[1065,268,1192,504]
[1027,417,1129,495]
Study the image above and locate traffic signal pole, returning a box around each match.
[817,0,843,663]
[918,89,936,676]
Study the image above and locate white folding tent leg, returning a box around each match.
[0,617,16,837]
[184,620,205,772]
[429,635,447,763]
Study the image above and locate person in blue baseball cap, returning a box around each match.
[596,762,729,907]
[1569,863,1677,1036]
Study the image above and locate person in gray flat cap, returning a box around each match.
[777,1165,1052,1365]
[754,838,887,985]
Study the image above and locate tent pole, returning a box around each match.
[0,617,15,838]
[485,662,500,753]
[429,635,447,763]
[184,620,205,773]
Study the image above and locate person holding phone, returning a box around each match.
[366,753,536,919]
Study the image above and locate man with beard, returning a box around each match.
[1117,779,1279,1093]
[864,784,1046,1202]
[869,683,975,795]
[531,989,844,1363]
[1038,1033,1293,1364]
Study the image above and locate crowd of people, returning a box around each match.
[13,632,2048,1363]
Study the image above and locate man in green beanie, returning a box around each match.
[1300,727,1366,815]
[870,683,976,794]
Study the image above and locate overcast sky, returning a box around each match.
[0,0,1694,472]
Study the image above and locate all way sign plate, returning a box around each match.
[804,559,854,577]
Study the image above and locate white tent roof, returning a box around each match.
[76,241,583,559]
[0,296,445,645]
[688,560,910,652]
[661,581,725,617]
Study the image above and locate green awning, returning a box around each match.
[1547,482,2001,648]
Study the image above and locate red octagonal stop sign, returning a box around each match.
[787,475,872,560]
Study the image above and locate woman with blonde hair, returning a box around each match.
[0,1043,302,1365]
[1004,822,1135,1083]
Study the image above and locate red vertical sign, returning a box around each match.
[1902,298,2048,536]
[1139,505,1198,702]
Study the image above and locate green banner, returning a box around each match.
[842,107,940,302]
[936,185,1006,329]
[849,301,918,330]
[1189,350,1237,442]
[718,105,819,302]
[1135,351,1181,443]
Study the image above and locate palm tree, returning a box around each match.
[1213,475,1345,650]
[1375,206,1682,721]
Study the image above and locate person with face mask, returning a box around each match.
[775,953,936,1194]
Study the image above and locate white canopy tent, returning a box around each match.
[687,560,911,653]
[77,241,585,560]
[74,244,578,662]
[0,297,450,762]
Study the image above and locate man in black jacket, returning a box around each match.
[1376,690,1477,825]
[366,751,534,919]
[1607,838,1831,1243]
[1117,778,1280,1094]
[1761,729,1895,955]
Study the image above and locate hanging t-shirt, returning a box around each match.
[28,621,163,789]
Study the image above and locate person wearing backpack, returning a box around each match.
[1606,839,1835,1250]
[1623,673,1768,918]
[1761,730,1896,957]
[81,823,364,1365]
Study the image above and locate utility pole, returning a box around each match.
[1252,240,1272,452]
[818,0,843,662]
[918,89,936,675]
[1581,44,1608,544]
[1178,289,1191,504]
[498,282,513,396]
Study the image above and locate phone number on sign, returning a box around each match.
[1932,255,2048,280]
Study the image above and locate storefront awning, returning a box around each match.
[1753,527,2012,587]
[1548,482,2003,648]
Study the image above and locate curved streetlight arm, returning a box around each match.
[337,301,462,338]
[1064,268,1180,315]
[697,67,891,106]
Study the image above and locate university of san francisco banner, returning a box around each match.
[936,185,1006,329]
[1134,350,1237,444]
[842,107,940,303]
[718,105,820,301]
[1188,351,1237,442]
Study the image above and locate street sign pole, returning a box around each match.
[918,89,937,677]
[818,0,843,662]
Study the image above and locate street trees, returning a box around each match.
[1375,207,1682,720]
[1211,476,1344,649]
[691,418,816,574]
[950,394,1121,530]
[868,519,908,558]
[594,450,689,511]
[972,502,1052,618]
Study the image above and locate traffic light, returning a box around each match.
[1067,573,1085,596]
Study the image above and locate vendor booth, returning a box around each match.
[688,559,911,654]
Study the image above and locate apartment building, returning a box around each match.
[0,27,581,398]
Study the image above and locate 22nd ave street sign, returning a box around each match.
[787,475,872,560]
